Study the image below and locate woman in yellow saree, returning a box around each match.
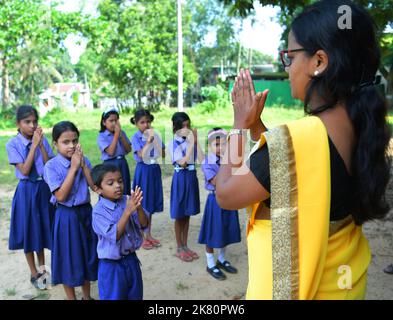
[216,0,391,300]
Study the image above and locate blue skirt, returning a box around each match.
[198,193,241,248]
[104,157,131,195]
[52,203,98,287]
[9,180,54,253]
[98,252,143,300]
[170,170,200,220]
[132,162,163,214]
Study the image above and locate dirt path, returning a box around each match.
[0,173,249,300]
[0,171,392,300]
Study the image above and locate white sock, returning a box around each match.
[218,247,226,263]
[206,252,216,269]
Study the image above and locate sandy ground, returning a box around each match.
[0,170,392,300]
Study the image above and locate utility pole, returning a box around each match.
[177,0,184,111]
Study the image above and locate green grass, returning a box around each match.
[0,197,12,220]
[34,292,50,300]
[0,105,304,187]
[175,281,189,291]
[4,288,16,297]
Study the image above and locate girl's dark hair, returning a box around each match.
[16,105,39,122]
[130,109,154,125]
[291,0,391,224]
[91,163,121,187]
[52,121,80,142]
[100,110,119,132]
[171,112,190,133]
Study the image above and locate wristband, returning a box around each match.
[227,129,246,141]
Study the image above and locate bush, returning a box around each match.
[196,85,231,114]
[40,107,67,128]
[0,109,17,130]
[196,101,215,114]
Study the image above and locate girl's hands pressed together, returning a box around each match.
[114,120,121,136]
[145,129,155,143]
[32,127,43,148]
[71,144,83,170]
[232,69,269,129]
[77,144,86,168]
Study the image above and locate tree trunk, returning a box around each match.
[379,65,393,108]
[379,66,388,79]
[386,67,393,95]
[236,43,242,74]
[248,48,252,70]
[386,67,393,109]
[1,57,10,110]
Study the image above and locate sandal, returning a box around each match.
[141,239,154,250]
[175,249,193,262]
[149,238,161,247]
[184,247,199,259]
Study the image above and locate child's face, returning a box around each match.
[17,114,38,138]
[103,114,119,132]
[54,131,79,159]
[136,116,151,132]
[177,120,191,137]
[96,171,124,201]
[210,137,226,157]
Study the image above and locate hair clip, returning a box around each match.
[208,129,228,140]
[103,106,119,116]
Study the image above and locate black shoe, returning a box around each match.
[216,260,238,274]
[383,264,393,274]
[206,266,227,281]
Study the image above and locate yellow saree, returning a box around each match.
[246,116,371,300]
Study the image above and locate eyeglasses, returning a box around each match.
[279,48,306,68]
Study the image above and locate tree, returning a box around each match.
[0,0,45,108]
[81,0,198,108]
[0,0,84,109]
[219,0,393,93]
[12,44,75,105]
[183,0,245,103]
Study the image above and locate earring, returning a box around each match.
[314,70,320,76]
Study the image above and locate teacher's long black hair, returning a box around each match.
[291,0,391,224]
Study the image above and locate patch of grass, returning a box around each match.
[5,288,16,297]
[175,281,189,291]
[0,196,12,222]
[34,292,50,300]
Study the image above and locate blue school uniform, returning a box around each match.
[92,196,145,300]
[97,130,132,195]
[6,133,55,253]
[131,130,164,214]
[168,136,200,220]
[198,153,241,248]
[44,154,98,287]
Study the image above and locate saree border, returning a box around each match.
[265,125,299,300]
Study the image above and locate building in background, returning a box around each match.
[38,80,93,117]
